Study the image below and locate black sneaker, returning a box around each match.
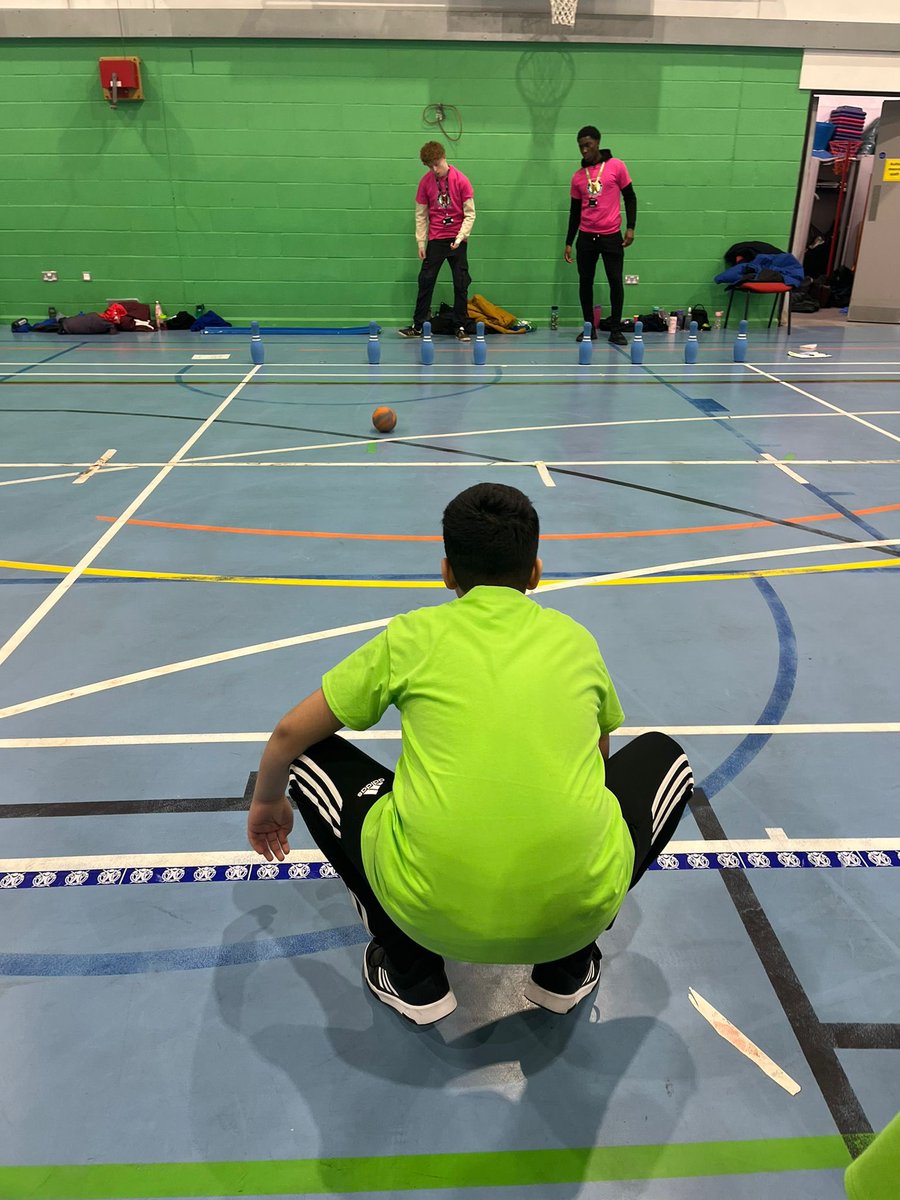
[455,327,471,342]
[608,330,628,347]
[524,944,602,1014]
[363,940,457,1025]
[575,329,598,343]
[398,326,422,338]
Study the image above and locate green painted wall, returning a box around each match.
[0,40,808,326]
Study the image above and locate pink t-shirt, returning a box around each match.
[570,158,632,236]
[416,165,474,241]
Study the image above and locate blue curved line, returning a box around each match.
[0,923,369,978]
[699,577,798,798]
[176,364,229,400]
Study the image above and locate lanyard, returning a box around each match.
[584,162,605,195]
[437,172,451,208]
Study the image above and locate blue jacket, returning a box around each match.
[715,253,805,288]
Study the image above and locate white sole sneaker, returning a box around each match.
[524,950,602,1015]
[363,947,458,1025]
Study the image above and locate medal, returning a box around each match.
[584,163,604,195]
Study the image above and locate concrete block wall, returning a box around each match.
[0,41,808,325]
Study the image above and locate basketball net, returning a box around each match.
[550,0,578,26]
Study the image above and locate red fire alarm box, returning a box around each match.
[99,57,143,103]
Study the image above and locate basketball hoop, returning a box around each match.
[550,0,578,26]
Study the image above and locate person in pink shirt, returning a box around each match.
[399,141,476,342]
[564,126,637,347]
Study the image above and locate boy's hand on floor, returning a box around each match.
[247,796,294,861]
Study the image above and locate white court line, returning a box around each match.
[9,370,900,382]
[688,988,801,1096]
[5,410,900,473]
[3,358,900,369]
[0,366,261,672]
[1,723,899,749]
[2,535,900,722]
[73,448,116,485]
[71,458,896,469]
[745,363,900,448]
[0,470,83,488]
[534,461,556,487]
[760,452,809,485]
[1,836,897,873]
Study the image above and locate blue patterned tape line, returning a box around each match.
[648,849,899,871]
[0,850,897,890]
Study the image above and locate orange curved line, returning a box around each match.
[96,503,900,543]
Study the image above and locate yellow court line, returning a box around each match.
[1,557,899,588]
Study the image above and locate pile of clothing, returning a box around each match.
[715,242,805,290]
[828,104,867,160]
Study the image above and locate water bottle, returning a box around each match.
[713,311,723,331]
[667,315,678,335]
[550,306,559,331]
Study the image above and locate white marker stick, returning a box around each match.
[688,988,801,1095]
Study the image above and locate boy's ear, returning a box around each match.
[527,557,543,591]
[441,558,457,591]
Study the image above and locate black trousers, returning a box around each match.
[576,231,625,329]
[288,731,693,981]
[413,238,471,329]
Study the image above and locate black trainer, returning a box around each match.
[398,326,423,338]
[575,328,598,343]
[608,330,628,346]
[363,940,457,1025]
[524,944,602,1014]
[455,326,471,342]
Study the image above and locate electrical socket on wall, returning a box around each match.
[82,272,91,281]
[625,274,639,284]
[42,271,58,282]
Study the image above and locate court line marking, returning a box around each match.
[7,369,900,383]
[2,554,899,592]
[73,448,116,485]
[5,409,900,470]
[1,724,898,749]
[0,1135,863,1195]
[1,538,899,721]
[760,452,809,485]
[0,470,84,488]
[1,837,897,873]
[0,365,261,673]
[2,356,900,367]
[745,363,900,447]
[93,502,900,544]
[689,988,801,1095]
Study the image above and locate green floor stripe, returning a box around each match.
[0,1135,867,1198]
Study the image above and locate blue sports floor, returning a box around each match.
[0,322,898,1198]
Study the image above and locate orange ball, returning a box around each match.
[372,406,397,433]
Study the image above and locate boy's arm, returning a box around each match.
[248,688,343,860]
[599,733,610,762]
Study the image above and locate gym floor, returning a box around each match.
[0,320,898,1198]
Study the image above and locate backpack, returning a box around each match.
[689,305,711,331]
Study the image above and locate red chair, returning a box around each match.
[723,282,792,334]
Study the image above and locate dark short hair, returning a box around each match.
[577,125,601,142]
[442,483,540,592]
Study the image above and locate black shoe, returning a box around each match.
[524,944,602,1014]
[363,940,457,1025]
[398,326,422,338]
[455,326,471,342]
[575,329,598,343]
[608,330,628,346]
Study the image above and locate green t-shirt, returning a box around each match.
[321,586,634,963]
